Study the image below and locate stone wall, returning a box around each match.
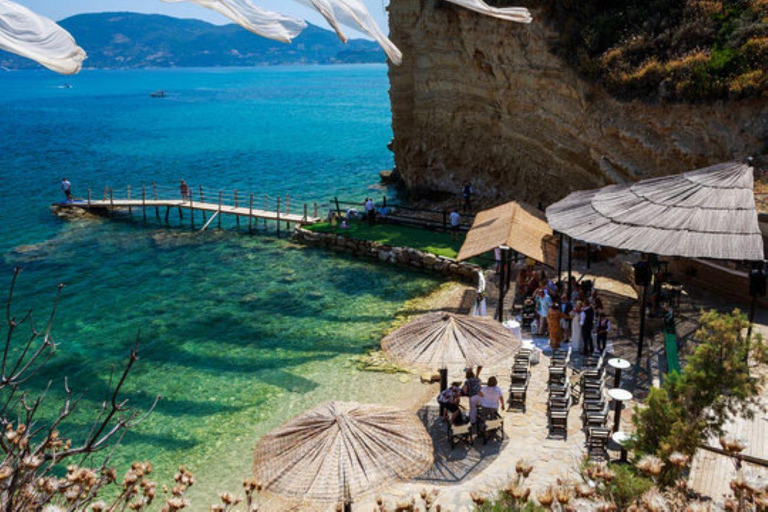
[292,227,482,282]
[388,0,768,206]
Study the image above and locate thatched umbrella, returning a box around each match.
[456,200,558,321]
[546,161,764,359]
[546,161,763,260]
[252,401,433,508]
[381,312,521,369]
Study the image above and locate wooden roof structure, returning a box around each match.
[381,312,521,369]
[456,200,558,265]
[252,401,433,505]
[546,162,764,261]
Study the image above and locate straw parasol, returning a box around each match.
[252,401,433,506]
[545,161,764,261]
[381,312,521,369]
[456,200,558,265]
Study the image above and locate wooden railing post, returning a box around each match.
[303,204,308,223]
[127,185,132,218]
[87,189,91,207]
[199,185,207,223]
[234,189,240,228]
[263,194,268,227]
[103,186,108,200]
[276,196,281,237]
[142,185,147,223]
[109,187,114,213]
[249,193,254,232]
[285,195,290,230]
[314,202,318,219]
[218,191,223,229]
[334,197,341,216]
[153,181,160,220]
[189,187,195,229]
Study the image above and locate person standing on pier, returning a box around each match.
[364,197,375,226]
[449,209,461,240]
[61,177,73,202]
[180,180,190,202]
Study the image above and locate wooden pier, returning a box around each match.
[53,184,321,233]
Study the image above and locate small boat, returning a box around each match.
[150,90,166,98]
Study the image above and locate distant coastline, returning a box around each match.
[0,12,385,70]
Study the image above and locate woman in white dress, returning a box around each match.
[570,301,583,352]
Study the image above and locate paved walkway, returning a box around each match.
[354,340,636,512]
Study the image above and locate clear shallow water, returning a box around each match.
[0,66,438,502]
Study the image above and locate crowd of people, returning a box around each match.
[518,268,612,356]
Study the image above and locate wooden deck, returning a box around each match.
[688,392,768,506]
[55,199,320,225]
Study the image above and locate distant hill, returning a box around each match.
[0,12,385,69]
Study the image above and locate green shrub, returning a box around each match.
[488,0,768,101]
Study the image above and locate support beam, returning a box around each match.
[200,212,219,232]
[496,246,511,322]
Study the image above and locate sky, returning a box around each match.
[20,0,391,37]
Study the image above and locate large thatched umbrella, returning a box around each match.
[252,401,433,508]
[546,162,763,260]
[546,161,764,359]
[381,312,521,369]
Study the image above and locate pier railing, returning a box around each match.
[331,196,475,232]
[74,182,322,233]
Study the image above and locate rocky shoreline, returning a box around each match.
[292,226,482,283]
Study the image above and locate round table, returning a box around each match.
[608,388,633,432]
[608,357,631,388]
[504,319,522,340]
[611,431,633,462]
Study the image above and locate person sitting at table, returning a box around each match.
[478,376,505,418]
[437,381,463,424]
[461,369,483,424]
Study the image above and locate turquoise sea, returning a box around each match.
[0,66,439,502]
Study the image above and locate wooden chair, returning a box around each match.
[549,407,569,439]
[477,407,504,444]
[447,421,473,449]
[584,401,609,428]
[587,427,611,458]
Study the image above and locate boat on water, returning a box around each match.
[150,90,167,98]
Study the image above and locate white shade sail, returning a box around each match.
[0,0,86,74]
[445,0,532,24]
[292,0,402,65]
[546,162,764,261]
[162,0,402,64]
[162,0,307,43]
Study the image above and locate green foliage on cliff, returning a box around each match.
[506,0,768,101]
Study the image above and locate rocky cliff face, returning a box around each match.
[387,0,768,205]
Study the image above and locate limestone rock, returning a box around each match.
[388,1,766,206]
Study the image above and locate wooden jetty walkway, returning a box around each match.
[53,184,321,233]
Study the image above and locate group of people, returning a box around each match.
[519,269,612,355]
[437,366,505,426]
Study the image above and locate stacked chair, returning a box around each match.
[509,349,532,411]
[580,351,610,458]
[547,346,572,439]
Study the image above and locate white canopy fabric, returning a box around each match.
[163,0,402,64]
[0,0,86,74]
[162,0,307,43]
[445,0,532,24]
[546,162,764,261]
[292,0,402,65]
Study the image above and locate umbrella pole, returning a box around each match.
[637,281,649,361]
[586,244,592,270]
[567,237,573,298]
[557,233,563,286]
[496,246,511,322]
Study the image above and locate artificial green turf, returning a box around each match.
[306,221,464,259]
